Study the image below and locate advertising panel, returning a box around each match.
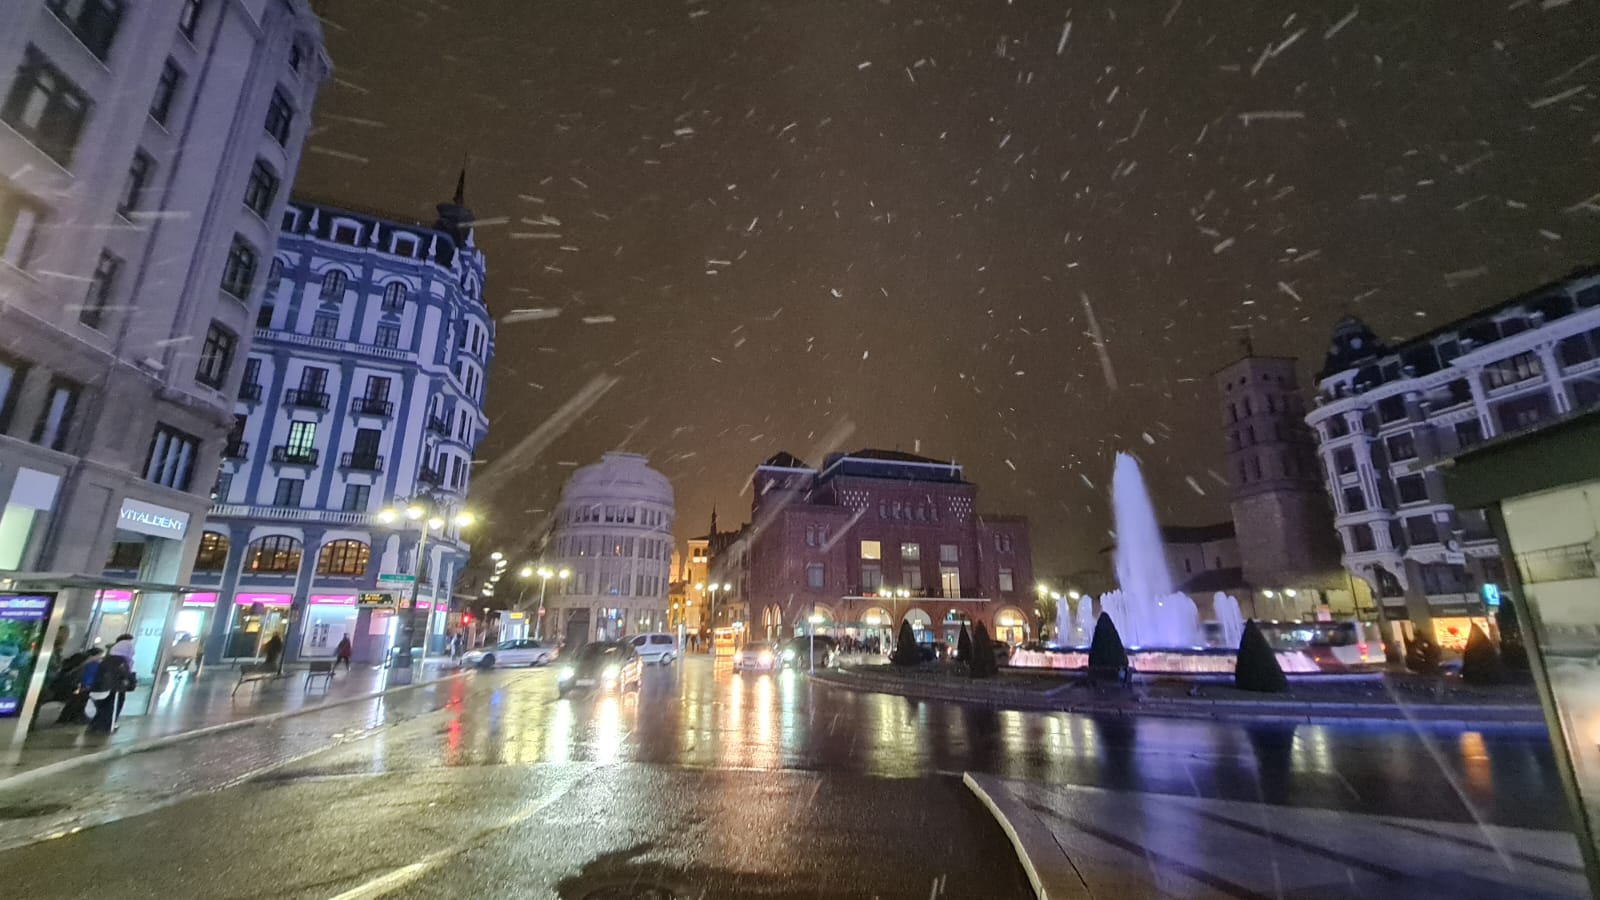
[0,593,57,717]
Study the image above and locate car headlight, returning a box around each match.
[558,666,575,681]
[602,664,620,681]
[782,648,795,660]
[759,652,773,664]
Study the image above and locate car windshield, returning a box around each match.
[16,4,1600,898]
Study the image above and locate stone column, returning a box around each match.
[282,527,327,663]
[1537,344,1572,415]
[204,523,257,663]
[1466,369,1496,439]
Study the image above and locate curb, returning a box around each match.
[811,669,1546,729]
[963,772,1089,900]
[0,669,473,792]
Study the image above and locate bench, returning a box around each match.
[304,660,335,692]
[232,662,285,697]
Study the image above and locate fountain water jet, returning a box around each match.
[1100,453,1204,648]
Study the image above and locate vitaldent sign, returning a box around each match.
[117,498,190,541]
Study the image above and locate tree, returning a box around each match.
[969,622,999,678]
[1461,623,1508,685]
[1234,619,1288,693]
[891,620,921,667]
[1087,613,1128,683]
[956,622,973,663]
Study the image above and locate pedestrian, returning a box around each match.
[261,631,285,669]
[334,634,353,672]
[89,637,135,734]
[55,648,101,725]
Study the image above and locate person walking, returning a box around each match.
[261,631,285,670]
[334,635,353,672]
[89,637,135,734]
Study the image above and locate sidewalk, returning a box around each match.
[3,659,467,786]
[965,773,1589,899]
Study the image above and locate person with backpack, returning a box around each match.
[89,636,135,734]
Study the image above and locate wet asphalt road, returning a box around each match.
[0,656,1568,898]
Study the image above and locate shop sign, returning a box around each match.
[117,498,189,540]
[1482,583,1502,607]
[508,612,525,620]
[0,593,57,717]
[358,592,396,607]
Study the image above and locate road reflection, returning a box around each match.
[414,660,1563,829]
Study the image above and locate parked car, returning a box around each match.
[778,636,838,669]
[733,641,780,672]
[463,638,555,669]
[556,641,643,697]
[628,632,679,664]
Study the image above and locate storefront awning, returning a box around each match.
[0,572,210,594]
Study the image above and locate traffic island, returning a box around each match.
[810,664,1545,727]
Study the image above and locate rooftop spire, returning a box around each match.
[433,163,474,244]
[453,166,466,206]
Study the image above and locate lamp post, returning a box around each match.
[377,499,473,683]
[534,566,569,640]
[809,612,824,670]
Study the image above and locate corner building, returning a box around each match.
[546,453,675,646]
[188,189,493,664]
[742,450,1035,648]
[0,1,327,678]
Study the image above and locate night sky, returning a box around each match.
[295,0,1600,574]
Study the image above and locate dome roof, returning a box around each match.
[560,452,673,504]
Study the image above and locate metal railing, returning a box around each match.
[222,441,249,460]
[349,397,394,416]
[339,452,384,472]
[1517,544,1596,585]
[283,388,329,410]
[238,382,262,403]
[270,446,319,465]
[426,415,449,436]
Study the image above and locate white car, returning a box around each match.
[463,638,555,669]
[629,632,678,664]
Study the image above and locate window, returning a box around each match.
[177,0,202,39]
[860,540,881,560]
[1342,487,1367,513]
[3,47,92,165]
[903,561,922,590]
[940,566,961,597]
[256,303,275,330]
[264,88,293,145]
[940,543,959,563]
[1376,395,1407,424]
[1396,474,1428,505]
[116,151,155,217]
[332,222,360,245]
[193,531,229,571]
[221,236,257,299]
[806,563,825,589]
[1350,524,1376,552]
[195,322,236,388]
[1385,431,1417,462]
[1404,515,1438,546]
[1,192,45,269]
[319,269,347,302]
[79,249,120,329]
[1483,351,1543,390]
[143,423,198,489]
[364,375,391,402]
[317,540,370,576]
[286,420,316,456]
[1329,447,1355,475]
[31,379,80,451]
[243,160,278,218]
[46,0,123,60]
[289,42,303,72]
[1498,393,1553,432]
[246,535,301,573]
[0,351,29,433]
[311,313,339,339]
[804,525,816,547]
[1455,418,1484,450]
[998,568,1015,592]
[860,564,882,592]
[1420,563,1468,595]
[381,281,407,311]
[150,59,182,125]
[106,540,143,570]
[374,324,400,349]
[272,478,304,507]
[900,542,920,561]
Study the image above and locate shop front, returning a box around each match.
[224,593,291,659]
[993,607,1030,645]
[301,594,358,657]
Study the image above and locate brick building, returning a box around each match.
[734,449,1035,648]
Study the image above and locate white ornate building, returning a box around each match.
[1306,265,1600,649]
[546,452,674,645]
[188,186,493,663]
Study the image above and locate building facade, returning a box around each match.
[740,449,1035,648]
[1306,265,1600,649]
[545,452,675,646]
[0,1,327,677]
[188,190,493,664]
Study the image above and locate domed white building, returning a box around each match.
[546,452,674,645]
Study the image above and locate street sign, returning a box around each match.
[359,592,396,607]
[377,573,415,587]
[1482,583,1502,607]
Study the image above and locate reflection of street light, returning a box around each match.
[533,566,569,640]
[378,498,474,679]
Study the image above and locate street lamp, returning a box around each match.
[533,566,569,640]
[377,499,473,681]
[809,612,824,670]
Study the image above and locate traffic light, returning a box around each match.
[461,613,473,624]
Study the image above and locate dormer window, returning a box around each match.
[332,221,360,245]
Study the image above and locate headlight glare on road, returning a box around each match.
[759,652,773,665]
[558,666,575,681]
[602,664,620,681]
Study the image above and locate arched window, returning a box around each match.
[316,539,370,576]
[193,531,230,571]
[245,535,302,573]
[381,281,407,311]
[319,269,348,301]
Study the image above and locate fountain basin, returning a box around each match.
[1011,647,1324,674]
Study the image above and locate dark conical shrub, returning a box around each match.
[956,622,973,663]
[1234,619,1288,693]
[1087,613,1128,682]
[969,622,999,679]
[1404,635,1441,674]
[1461,624,1507,685]
[1496,595,1530,671]
[891,620,921,667]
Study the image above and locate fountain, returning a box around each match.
[1075,596,1095,645]
[1213,591,1245,648]
[1101,453,1204,648]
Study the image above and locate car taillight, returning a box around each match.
[1358,641,1369,658]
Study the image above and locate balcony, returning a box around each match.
[270,446,319,466]
[339,452,384,472]
[417,465,444,486]
[349,397,394,417]
[283,389,330,411]
[426,415,449,436]
[238,382,263,403]
[222,441,249,460]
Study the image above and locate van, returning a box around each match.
[628,632,678,664]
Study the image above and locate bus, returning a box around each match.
[1254,620,1386,669]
